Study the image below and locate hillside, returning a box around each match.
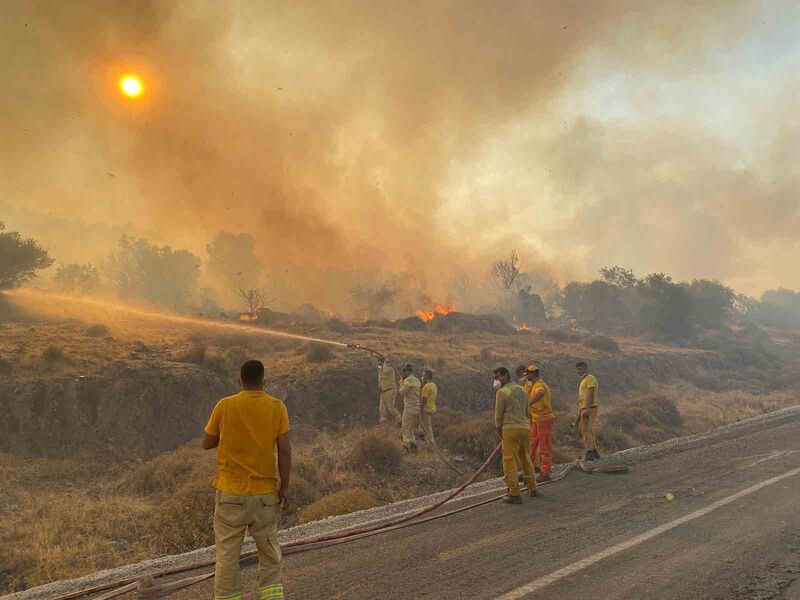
[1,289,799,593]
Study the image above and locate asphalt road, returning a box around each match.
[154,407,800,600]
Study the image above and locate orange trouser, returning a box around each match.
[502,428,537,496]
[530,418,554,476]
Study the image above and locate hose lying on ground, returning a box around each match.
[55,450,627,600]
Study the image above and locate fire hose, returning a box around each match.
[55,445,627,600]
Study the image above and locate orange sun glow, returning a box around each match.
[118,75,143,98]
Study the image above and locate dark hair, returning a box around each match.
[422,369,433,379]
[515,365,526,376]
[493,367,510,378]
[528,369,540,378]
[241,360,265,385]
[576,361,588,368]
[402,363,413,371]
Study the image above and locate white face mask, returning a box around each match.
[493,379,502,390]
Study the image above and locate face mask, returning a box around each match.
[493,379,502,390]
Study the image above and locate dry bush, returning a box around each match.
[41,345,66,361]
[174,343,206,364]
[144,477,215,554]
[201,347,231,376]
[605,396,683,441]
[552,411,583,449]
[298,488,381,524]
[306,344,333,363]
[541,328,581,343]
[346,429,405,474]
[431,407,468,434]
[224,345,251,369]
[0,493,151,593]
[327,318,352,334]
[85,324,109,338]
[434,356,447,371]
[596,427,632,451]
[438,416,498,461]
[286,476,320,512]
[123,444,215,497]
[479,348,493,363]
[583,334,620,353]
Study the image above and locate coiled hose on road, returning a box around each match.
[56,447,627,600]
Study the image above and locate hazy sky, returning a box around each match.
[2,0,799,303]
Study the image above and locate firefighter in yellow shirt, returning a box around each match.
[494,367,537,504]
[420,369,438,448]
[576,361,600,461]
[525,365,554,482]
[203,360,291,600]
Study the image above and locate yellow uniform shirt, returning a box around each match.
[204,390,290,496]
[421,381,438,413]
[529,379,554,422]
[578,374,599,410]
[495,383,531,430]
[523,379,533,394]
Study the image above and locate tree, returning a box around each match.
[687,279,734,329]
[54,263,100,295]
[599,265,638,289]
[0,222,54,288]
[350,281,397,318]
[491,250,521,290]
[238,272,265,316]
[637,274,692,339]
[206,232,264,303]
[105,235,201,310]
[756,288,800,328]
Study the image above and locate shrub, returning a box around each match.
[175,343,206,364]
[202,348,231,376]
[346,429,405,474]
[298,488,381,524]
[287,476,320,511]
[85,324,109,338]
[583,335,620,353]
[327,318,352,334]
[306,344,333,363]
[605,396,683,439]
[41,345,66,361]
[438,416,498,461]
[123,444,214,496]
[479,348,493,363]
[541,328,581,343]
[597,427,632,451]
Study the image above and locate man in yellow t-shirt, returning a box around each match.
[576,361,600,461]
[420,369,438,448]
[203,360,291,600]
[525,365,555,482]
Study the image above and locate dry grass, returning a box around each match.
[298,488,382,524]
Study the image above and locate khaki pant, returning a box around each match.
[579,406,598,452]
[401,406,421,447]
[379,388,400,422]
[214,491,283,600]
[420,410,435,447]
[502,428,537,496]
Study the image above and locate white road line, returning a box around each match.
[495,465,800,600]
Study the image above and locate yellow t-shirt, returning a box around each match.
[578,374,599,410]
[204,390,290,495]
[421,381,438,413]
[529,379,554,422]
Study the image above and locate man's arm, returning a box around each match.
[529,389,545,405]
[494,390,504,437]
[202,432,219,450]
[585,387,596,407]
[277,432,292,507]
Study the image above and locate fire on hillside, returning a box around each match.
[415,304,455,322]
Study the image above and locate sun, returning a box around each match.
[118,75,143,98]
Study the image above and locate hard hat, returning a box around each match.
[525,364,539,373]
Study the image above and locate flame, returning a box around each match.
[515,323,535,332]
[240,313,258,322]
[415,303,455,322]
